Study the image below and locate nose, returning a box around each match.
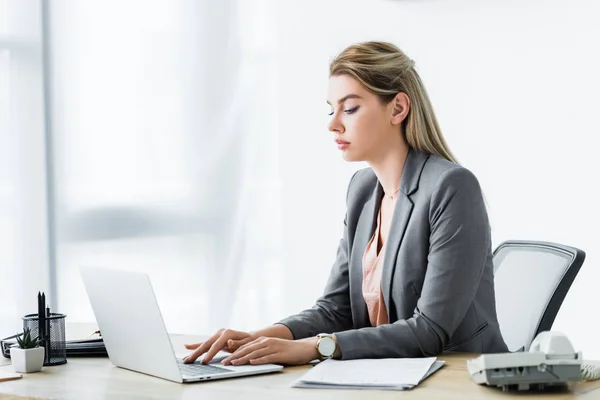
[328,113,344,133]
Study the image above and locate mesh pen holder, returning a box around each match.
[22,313,67,366]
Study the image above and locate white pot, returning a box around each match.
[10,346,45,373]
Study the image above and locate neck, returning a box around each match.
[368,144,410,198]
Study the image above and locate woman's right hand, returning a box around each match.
[183,329,255,364]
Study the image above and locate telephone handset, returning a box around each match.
[467,331,600,391]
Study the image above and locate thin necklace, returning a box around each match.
[385,188,400,200]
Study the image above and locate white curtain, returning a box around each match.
[1,0,282,338]
[0,0,51,337]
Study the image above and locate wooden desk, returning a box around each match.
[1,334,599,400]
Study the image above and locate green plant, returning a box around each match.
[15,328,40,349]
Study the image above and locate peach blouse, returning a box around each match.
[361,198,393,327]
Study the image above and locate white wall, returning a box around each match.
[277,0,600,357]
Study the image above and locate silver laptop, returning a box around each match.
[80,266,283,383]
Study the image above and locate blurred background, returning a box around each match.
[1,0,599,357]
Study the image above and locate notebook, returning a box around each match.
[0,367,22,383]
[293,357,445,390]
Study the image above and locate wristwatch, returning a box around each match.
[316,333,337,360]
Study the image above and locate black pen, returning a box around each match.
[40,292,47,363]
[46,304,51,361]
[37,292,44,346]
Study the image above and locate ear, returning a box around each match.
[390,92,410,126]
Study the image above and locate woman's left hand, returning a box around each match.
[222,337,318,366]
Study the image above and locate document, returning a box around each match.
[293,357,445,390]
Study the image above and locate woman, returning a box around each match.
[184,41,508,366]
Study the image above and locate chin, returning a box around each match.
[341,150,364,163]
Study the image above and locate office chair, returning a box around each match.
[492,240,585,353]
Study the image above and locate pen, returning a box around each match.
[46,304,51,362]
[37,292,44,348]
[40,292,47,364]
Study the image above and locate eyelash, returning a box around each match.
[328,106,360,116]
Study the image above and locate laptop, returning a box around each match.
[80,266,283,383]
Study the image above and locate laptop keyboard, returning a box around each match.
[177,359,231,377]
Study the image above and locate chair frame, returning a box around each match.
[493,240,585,347]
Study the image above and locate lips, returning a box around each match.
[335,139,350,150]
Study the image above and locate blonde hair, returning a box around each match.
[329,41,457,163]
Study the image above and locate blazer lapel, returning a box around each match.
[349,182,382,328]
[380,193,414,316]
[381,150,429,319]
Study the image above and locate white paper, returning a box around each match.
[293,360,445,390]
[296,357,437,388]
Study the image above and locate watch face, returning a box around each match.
[318,337,336,357]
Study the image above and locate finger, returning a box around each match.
[183,330,223,364]
[227,337,253,352]
[236,336,263,353]
[222,343,255,365]
[203,330,249,364]
[230,348,272,366]
[223,340,267,365]
[249,355,276,365]
[220,333,254,355]
[184,342,203,350]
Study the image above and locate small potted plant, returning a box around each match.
[10,328,44,373]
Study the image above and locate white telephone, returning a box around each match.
[467,331,600,391]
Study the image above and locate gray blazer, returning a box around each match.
[278,149,508,359]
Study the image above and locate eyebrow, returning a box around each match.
[326,94,362,105]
